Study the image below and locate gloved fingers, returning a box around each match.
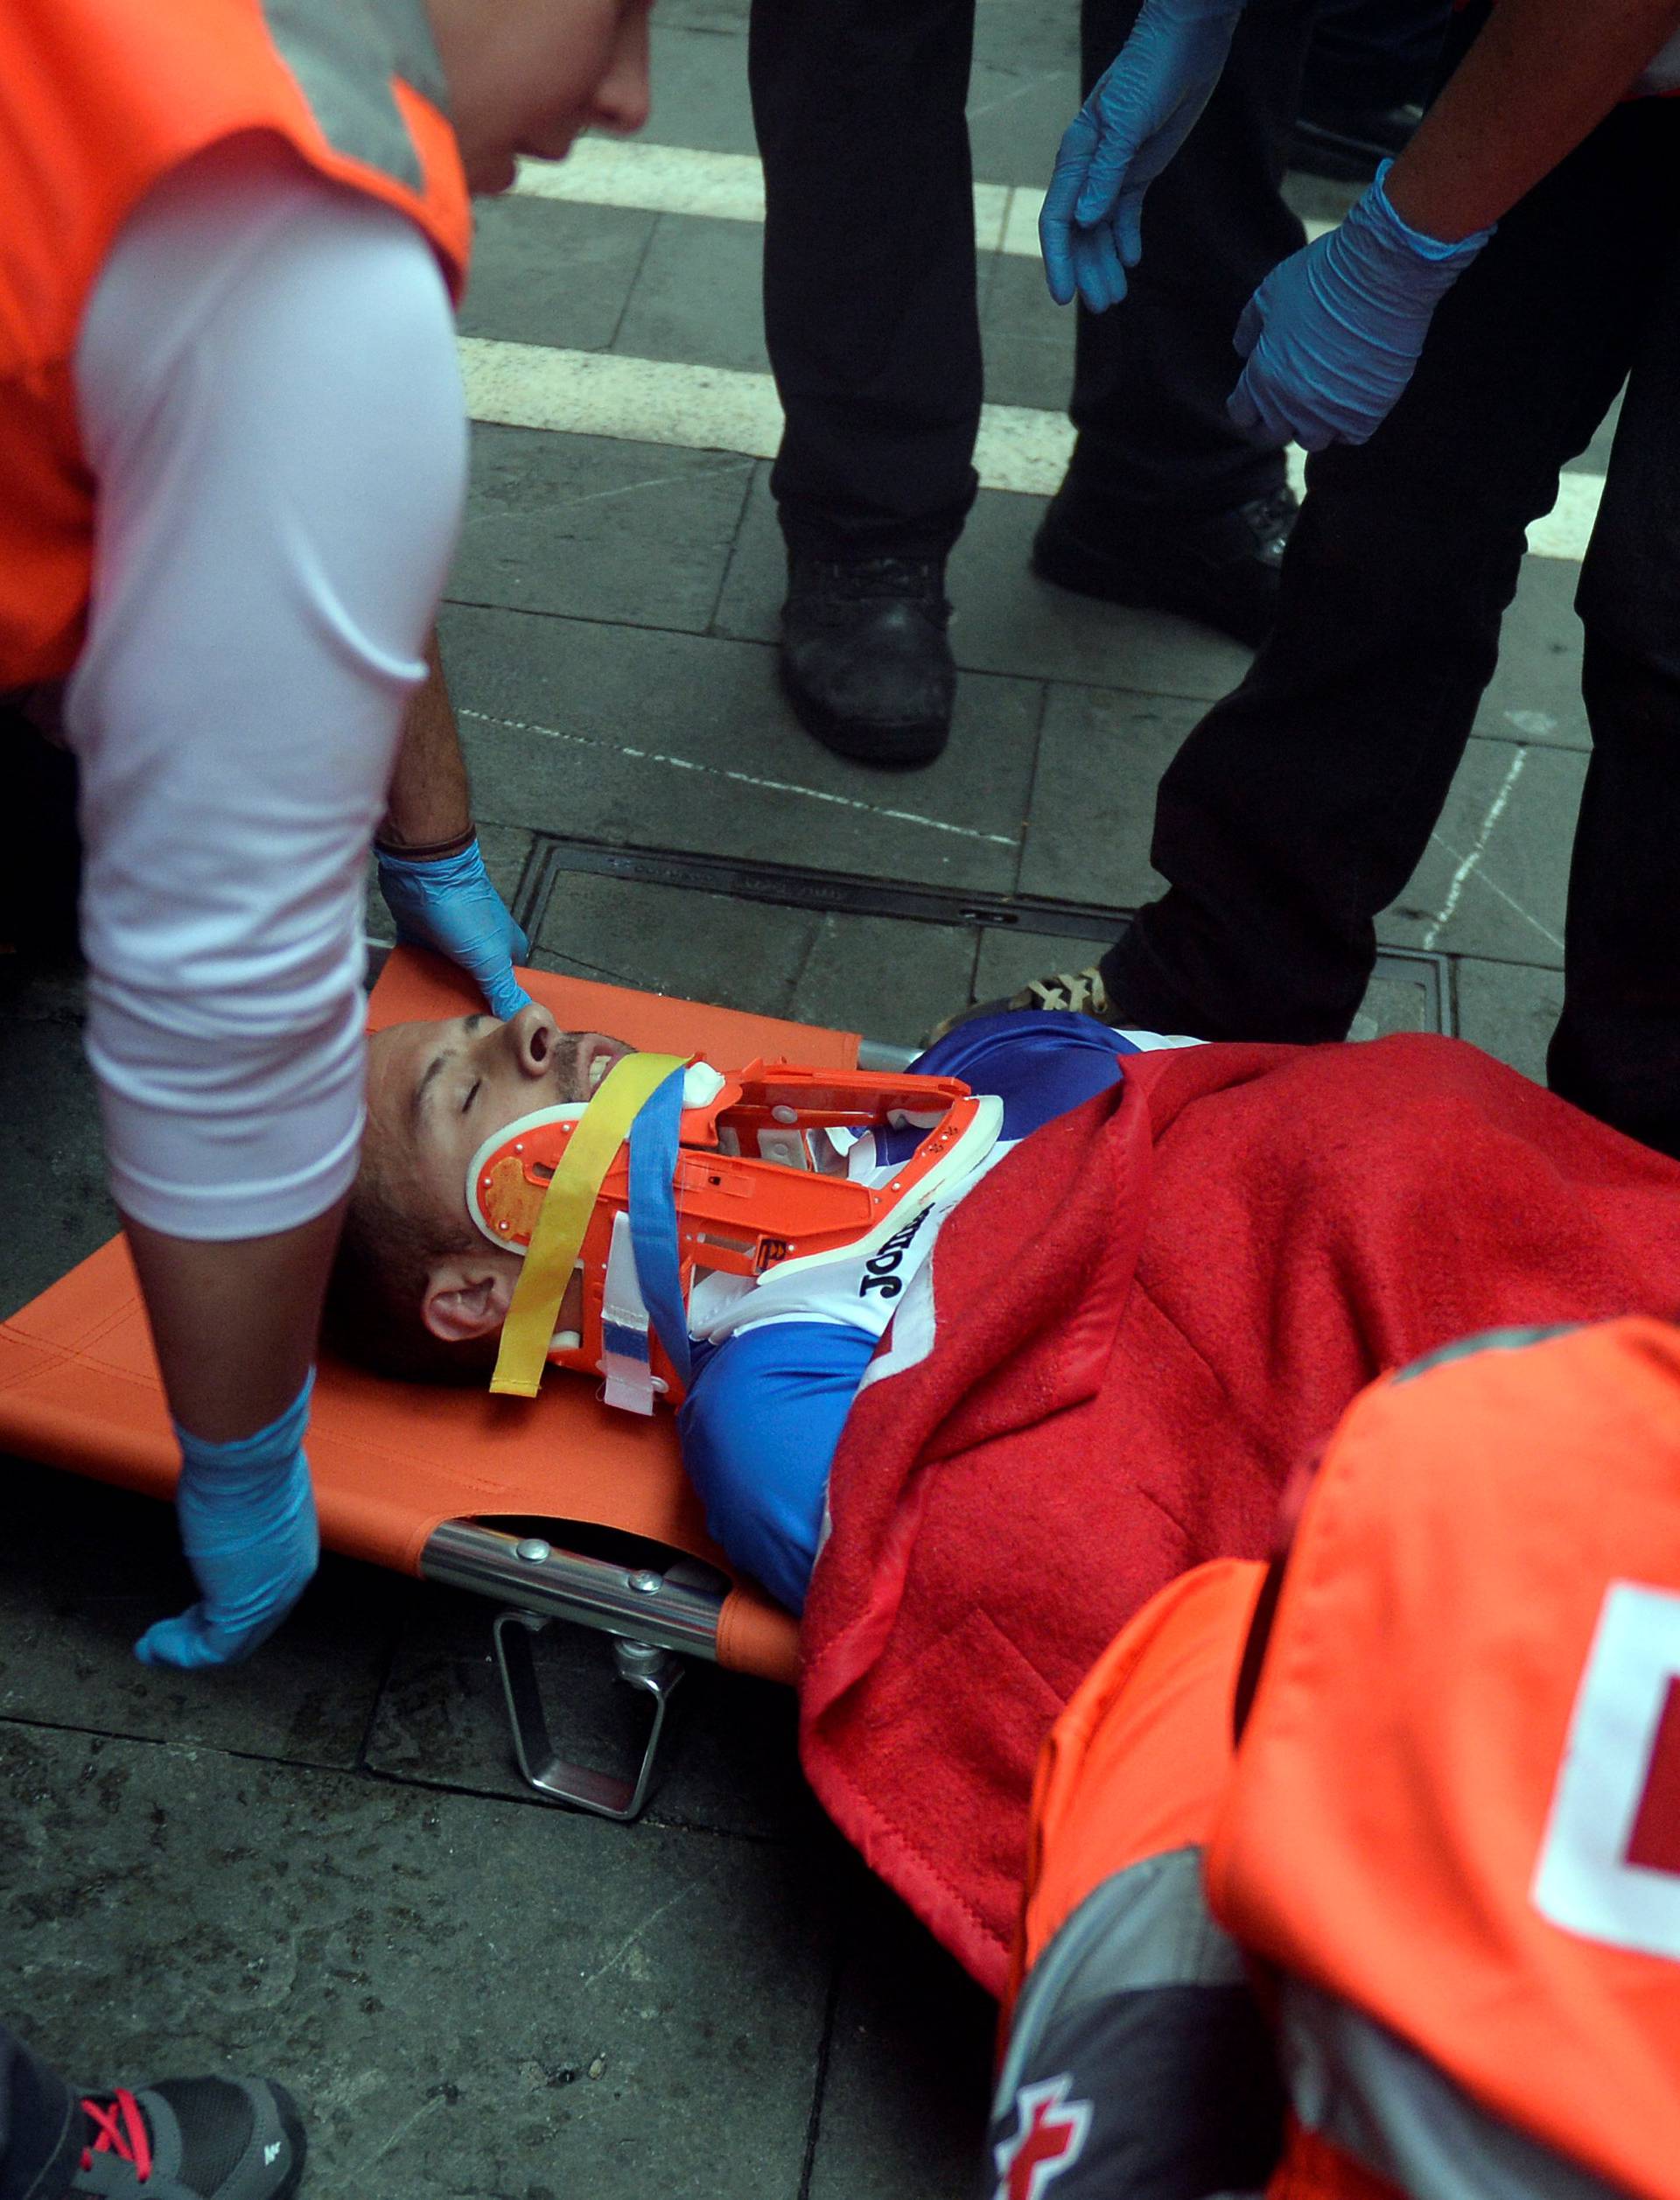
[135,1594,300,1670]
[1114,186,1148,271]
[1042,238,1078,309]
[1073,118,1144,232]
[1226,358,1294,448]
[480,962,535,1022]
[1226,366,1262,436]
[1040,118,1096,306]
[1074,221,1131,315]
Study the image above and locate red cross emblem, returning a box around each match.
[992,2075,1093,2200]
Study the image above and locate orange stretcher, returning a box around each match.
[0,949,902,1819]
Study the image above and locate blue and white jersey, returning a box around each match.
[677,1012,1199,1613]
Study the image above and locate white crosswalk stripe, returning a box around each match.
[460,336,1602,560]
[514,143,1340,251]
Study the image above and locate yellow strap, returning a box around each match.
[489,1052,687,1398]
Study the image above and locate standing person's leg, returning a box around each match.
[1301,0,1452,113]
[0,2025,80,2200]
[749,0,980,765]
[954,100,1650,1044]
[1292,0,1453,184]
[1548,109,1680,1156]
[1090,103,1652,1041]
[1032,0,1316,647]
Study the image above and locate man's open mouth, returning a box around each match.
[574,1035,632,1097]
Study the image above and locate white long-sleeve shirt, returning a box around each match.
[65,140,466,1239]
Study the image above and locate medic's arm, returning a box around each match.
[1225,0,1680,452]
[1382,0,1680,243]
[67,147,467,1664]
[374,634,533,1023]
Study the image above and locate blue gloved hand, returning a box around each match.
[378,837,533,1020]
[136,1375,320,1671]
[1228,162,1494,452]
[1041,0,1242,313]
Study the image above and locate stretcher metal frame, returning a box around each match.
[408,1029,919,1824]
[423,1523,731,1819]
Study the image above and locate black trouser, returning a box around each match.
[1102,92,1680,1155]
[747,0,1316,557]
[0,2026,79,2200]
[1302,0,1452,110]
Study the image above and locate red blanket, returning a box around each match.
[799,1036,1680,1993]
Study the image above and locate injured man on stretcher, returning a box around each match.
[326,1004,1196,1615]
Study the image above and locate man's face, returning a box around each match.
[366,1006,634,1239]
[428,0,653,194]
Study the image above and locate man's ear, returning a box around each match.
[421,1252,519,1344]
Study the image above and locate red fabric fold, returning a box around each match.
[800,1036,1680,1993]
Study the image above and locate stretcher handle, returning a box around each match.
[421,1519,727,1660]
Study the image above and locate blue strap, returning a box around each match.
[627,1064,693,1388]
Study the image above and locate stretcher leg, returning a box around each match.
[421,1523,731,1818]
[494,1614,686,1821]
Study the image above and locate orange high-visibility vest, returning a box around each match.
[0,0,472,688]
[997,1319,1680,2200]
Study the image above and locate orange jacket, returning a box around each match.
[0,0,471,687]
[996,1320,1680,2200]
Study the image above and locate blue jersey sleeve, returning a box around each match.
[676,1010,1135,1614]
[677,1321,878,1615]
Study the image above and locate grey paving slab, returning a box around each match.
[1279,172,1362,231]
[0,1720,834,2200]
[808,1867,996,2200]
[1454,956,1564,1088]
[1377,736,1580,970]
[0,1457,410,1771]
[967,61,1081,185]
[613,213,769,375]
[533,872,980,1045]
[1474,554,1587,753]
[438,602,1038,892]
[0,998,112,1320]
[458,196,654,353]
[645,23,759,156]
[366,1582,816,1841]
[1580,383,1623,478]
[715,470,1256,700]
[981,252,1075,412]
[656,0,750,36]
[973,2,1080,80]
[1013,683,1199,909]
[949,492,1256,695]
[451,424,756,635]
[970,927,1433,1044]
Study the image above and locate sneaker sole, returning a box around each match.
[778,660,950,770]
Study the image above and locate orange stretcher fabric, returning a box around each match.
[0,948,857,1685]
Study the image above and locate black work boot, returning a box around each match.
[1032,483,1298,650]
[778,550,955,768]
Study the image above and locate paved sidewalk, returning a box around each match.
[0,8,1602,2195]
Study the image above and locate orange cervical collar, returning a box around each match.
[466,1057,998,1412]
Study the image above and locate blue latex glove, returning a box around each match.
[136,1375,320,1670]
[377,837,532,1019]
[1228,162,1494,452]
[1041,0,1242,313]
